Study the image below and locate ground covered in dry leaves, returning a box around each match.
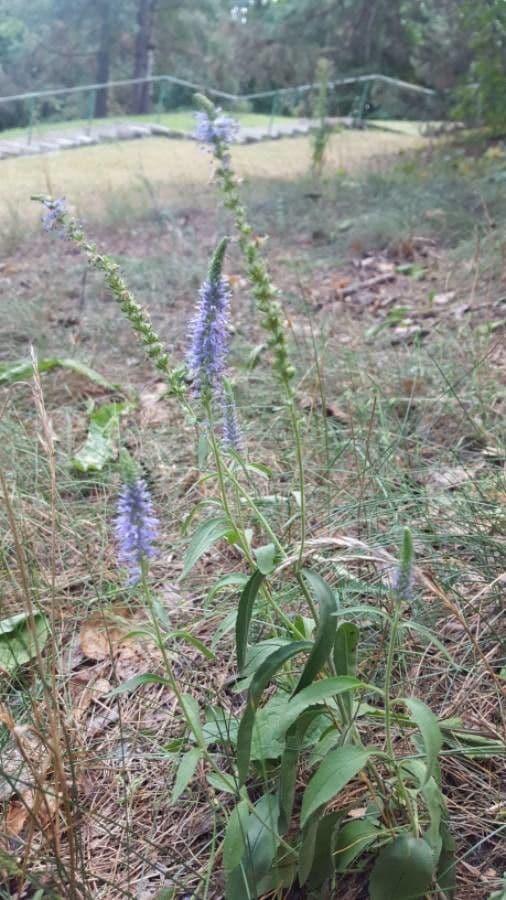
[0,134,505,899]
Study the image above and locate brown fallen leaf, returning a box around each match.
[139,382,169,427]
[4,798,29,836]
[79,607,131,661]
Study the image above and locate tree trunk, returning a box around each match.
[94,0,111,118]
[132,0,158,114]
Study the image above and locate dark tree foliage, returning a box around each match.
[0,0,503,129]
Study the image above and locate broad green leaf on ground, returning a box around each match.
[171,748,202,803]
[225,794,279,900]
[301,745,373,826]
[0,611,49,675]
[235,569,266,672]
[334,818,380,873]
[0,356,117,390]
[293,569,338,694]
[403,697,443,783]
[72,401,130,472]
[254,543,277,575]
[369,834,434,899]
[237,641,312,784]
[181,516,233,579]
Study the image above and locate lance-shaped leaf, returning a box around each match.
[278,709,322,834]
[403,696,443,784]
[293,569,338,694]
[182,516,233,579]
[235,569,266,672]
[237,641,312,785]
[301,745,373,826]
[299,811,343,888]
[333,621,360,718]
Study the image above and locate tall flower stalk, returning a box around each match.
[32,196,184,399]
[187,237,231,401]
[194,95,310,574]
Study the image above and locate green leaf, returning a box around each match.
[235,569,266,673]
[180,693,205,747]
[225,794,279,900]
[437,819,456,899]
[334,622,359,675]
[334,818,380,873]
[293,569,338,694]
[181,516,232,579]
[0,356,117,390]
[237,641,312,785]
[305,811,343,888]
[334,621,360,718]
[369,835,434,900]
[0,611,49,675]
[72,402,130,472]
[278,710,321,834]
[233,638,292,692]
[223,799,250,874]
[208,572,249,603]
[301,745,372,826]
[206,770,237,794]
[254,543,277,575]
[171,748,202,803]
[275,676,375,741]
[403,697,443,783]
[109,672,170,696]
[298,812,320,887]
[197,431,210,470]
[171,630,215,660]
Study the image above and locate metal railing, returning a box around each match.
[0,71,443,144]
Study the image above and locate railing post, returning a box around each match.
[157,78,167,123]
[86,89,95,135]
[27,96,35,145]
[268,92,279,134]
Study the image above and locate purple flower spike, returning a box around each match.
[187,272,231,399]
[194,110,239,146]
[223,395,241,452]
[42,197,67,232]
[115,478,159,585]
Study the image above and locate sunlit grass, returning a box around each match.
[0,130,425,231]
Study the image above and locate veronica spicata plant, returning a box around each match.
[35,123,455,899]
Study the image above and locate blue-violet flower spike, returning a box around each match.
[115,478,159,584]
[194,110,239,146]
[187,249,231,399]
[42,197,67,232]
